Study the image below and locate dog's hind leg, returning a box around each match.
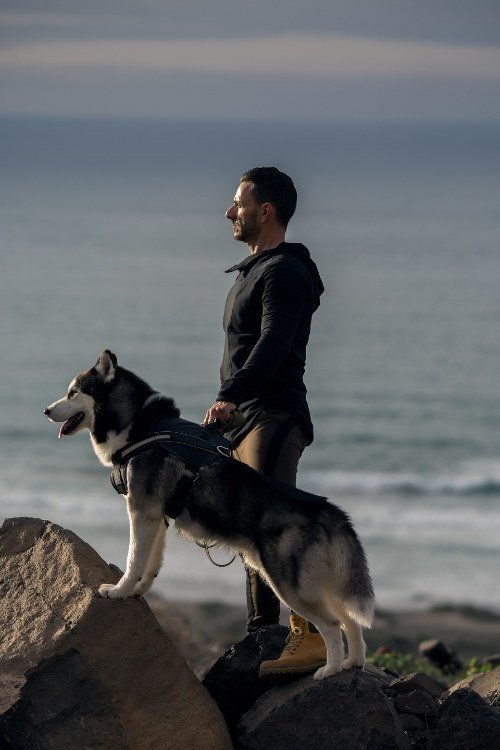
[267,582,344,680]
[341,614,366,669]
[288,605,344,679]
[132,519,166,596]
[311,617,344,680]
[98,509,163,599]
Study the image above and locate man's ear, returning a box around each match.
[95,350,117,382]
[260,201,275,223]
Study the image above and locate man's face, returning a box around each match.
[225,181,260,243]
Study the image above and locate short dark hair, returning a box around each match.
[240,167,297,228]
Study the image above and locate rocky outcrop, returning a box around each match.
[204,627,410,748]
[0,517,232,750]
[204,626,500,750]
[237,667,410,750]
[2,516,499,750]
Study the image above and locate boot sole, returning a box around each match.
[259,660,327,680]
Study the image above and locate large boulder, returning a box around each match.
[0,517,232,750]
[236,667,410,750]
[204,625,409,749]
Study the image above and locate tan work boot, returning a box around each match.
[259,613,327,679]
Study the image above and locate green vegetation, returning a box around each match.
[367,651,494,687]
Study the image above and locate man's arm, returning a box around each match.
[216,261,309,406]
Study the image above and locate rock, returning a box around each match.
[203,624,406,748]
[398,714,426,732]
[202,620,398,736]
[0,517,232,750]
[236,667,411,750]
[0,649,128,749]
[203,624,289,731]
[443,666,500,706]
[387,672,445,700]
[431,687,500,750]
[419,639,462,674]
[392,689,437,718]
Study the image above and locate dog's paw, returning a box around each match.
[314,663,342,680]
[98,583,124,599]
[342,656,365,670]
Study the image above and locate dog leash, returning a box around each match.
[162,515,236,567]
[195,540,236,568]
[195,410,241,566]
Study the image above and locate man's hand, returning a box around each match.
[203,401,237,427]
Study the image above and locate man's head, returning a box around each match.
[240,167,297,229]
[226,167,297,249]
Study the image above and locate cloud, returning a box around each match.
[2,33,499,79]
[0,12,75,27]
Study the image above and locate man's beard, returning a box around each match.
[232,211,258,243]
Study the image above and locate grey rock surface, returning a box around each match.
[0,517,232,750]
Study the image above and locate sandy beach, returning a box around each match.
[147,594,500,678]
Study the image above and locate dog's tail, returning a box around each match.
[335,529,375,628]
[341,593,375,629]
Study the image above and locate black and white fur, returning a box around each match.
[45,351,375,679]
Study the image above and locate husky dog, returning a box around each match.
[45,351,374,679]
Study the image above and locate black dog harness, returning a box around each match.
[110,415,328,520]
[110,416,232,502]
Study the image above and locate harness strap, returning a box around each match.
[163,466,199,520]
[110,428,231,497]
[115,430,231,466]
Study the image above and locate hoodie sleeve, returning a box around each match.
[217,260,310,405]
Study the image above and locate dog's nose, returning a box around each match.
[44,407,51,416]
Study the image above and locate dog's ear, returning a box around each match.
[95,350,117,382]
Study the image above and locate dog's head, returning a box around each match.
[45,350,118,439]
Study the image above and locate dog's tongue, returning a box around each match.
[58,420,70,440]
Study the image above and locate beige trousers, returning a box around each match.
[232,410,308,631]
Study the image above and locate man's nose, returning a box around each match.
[226,204,236,220]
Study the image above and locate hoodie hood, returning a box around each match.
[283,242,324,311]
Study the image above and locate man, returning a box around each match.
[203,167,325,678]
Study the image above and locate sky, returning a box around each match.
[1,0,500,121]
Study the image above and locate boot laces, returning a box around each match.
[282,626,304,655]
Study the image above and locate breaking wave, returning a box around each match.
[302,461,500,497]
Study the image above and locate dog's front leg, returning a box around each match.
[132,519,167,596]
[99,505,163,599]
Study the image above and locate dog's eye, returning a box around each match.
[67,390,76,399]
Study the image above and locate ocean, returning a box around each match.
[1,116,499,612]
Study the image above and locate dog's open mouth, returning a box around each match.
[58,412,85,439]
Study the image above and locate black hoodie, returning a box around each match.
[217,242,324,445]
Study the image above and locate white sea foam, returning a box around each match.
[301,458,500,497]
